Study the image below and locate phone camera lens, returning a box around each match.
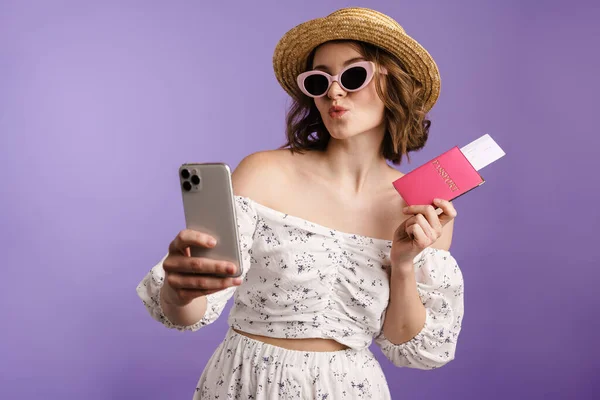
[182,181,192,191]
[191,175,200,185]
[181,169,190,179]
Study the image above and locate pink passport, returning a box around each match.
[392,146,485,206]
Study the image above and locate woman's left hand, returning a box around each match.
[390,198,457,274]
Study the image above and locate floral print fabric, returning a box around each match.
[136,196,465,397]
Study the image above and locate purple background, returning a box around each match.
[1,0,598,399]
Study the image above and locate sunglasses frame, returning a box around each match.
[296,61,383,98]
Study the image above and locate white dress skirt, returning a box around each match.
[193,327,391,399]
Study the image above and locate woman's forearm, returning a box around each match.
[381,263,427,344]
[160,284,208,326]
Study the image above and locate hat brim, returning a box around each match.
[273,8,441,113]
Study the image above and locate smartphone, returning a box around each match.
[178,162,243,278]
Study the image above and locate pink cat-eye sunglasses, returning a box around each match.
[296,61,387,98]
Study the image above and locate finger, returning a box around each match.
[432,198,458,225]
[407,223,427,246]
[404,202,456,227]
[164,256,237,276]
[403,203,442,216]
[404,214,434,240]
[169,229,217,254]
[167,274,243,291]
[417,205,442,236]
[413,214,437,242]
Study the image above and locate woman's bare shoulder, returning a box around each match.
[231,149,298,201]
[376,166,407,213]
[388,166,405,180]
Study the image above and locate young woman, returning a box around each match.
[137,7,464,399]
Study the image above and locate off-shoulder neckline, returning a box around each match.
[235,196,453,257]
[235,195,394,245]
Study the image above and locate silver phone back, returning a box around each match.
[179,163,242,277]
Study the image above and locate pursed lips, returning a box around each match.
[328,105,348,118]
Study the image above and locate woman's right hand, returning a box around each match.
[161,229,243,307]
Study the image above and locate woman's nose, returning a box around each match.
[327,81,346,99]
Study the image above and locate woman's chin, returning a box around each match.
[325,123,355,139]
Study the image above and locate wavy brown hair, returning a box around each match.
[280,40,431,165]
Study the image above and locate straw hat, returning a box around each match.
[273,7,441,112]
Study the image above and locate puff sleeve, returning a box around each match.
[135,196,258,331]
[375,247,465,369]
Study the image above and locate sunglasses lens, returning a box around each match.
[341,66,368,90]
[303,74,329,96]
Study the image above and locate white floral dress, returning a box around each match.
[137,196,465,399]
